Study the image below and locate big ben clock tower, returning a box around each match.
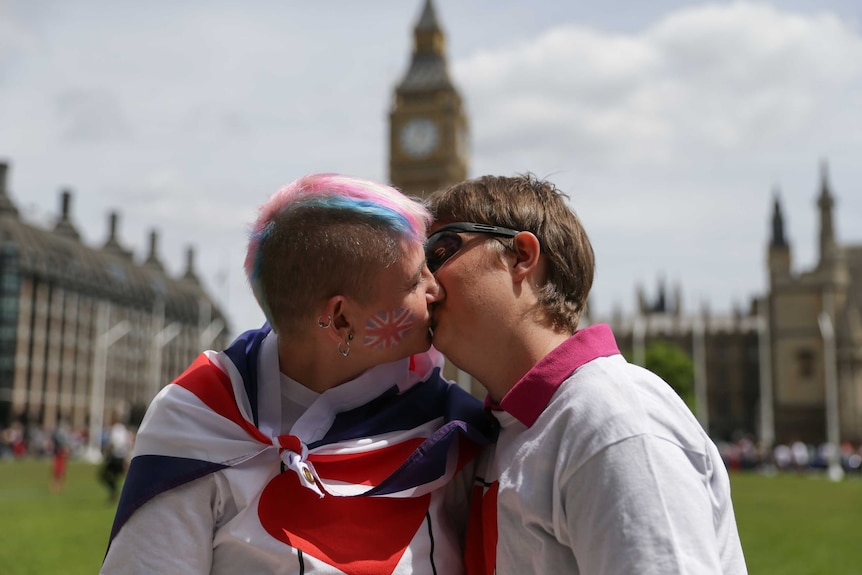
[390,0,469,198]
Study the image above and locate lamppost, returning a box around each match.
[198,299,225,351]
[85,302,129,462]
[757,297,775,452]
[817,290,843,482]
[692,315,709,432]
[149,299,181,400]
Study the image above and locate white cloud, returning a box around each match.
[3,1,861,331]
[55,89,132,142]
[0,1,36,68]
[458,3,862,172]
[452,2,862,314]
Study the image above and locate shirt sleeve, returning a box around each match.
[560,434,727,575]
[100,473,220,575]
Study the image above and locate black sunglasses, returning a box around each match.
[425,222,520,273]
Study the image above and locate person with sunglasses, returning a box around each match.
[425,174,748,575]
[101,174,496,575]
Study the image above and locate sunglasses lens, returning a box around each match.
[425,233,462,272]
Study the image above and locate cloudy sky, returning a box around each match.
[2,0,860,337]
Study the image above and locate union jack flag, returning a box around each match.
[364,308,415,349]
[105,325,496,575]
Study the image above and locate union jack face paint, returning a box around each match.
[364,307,415,350]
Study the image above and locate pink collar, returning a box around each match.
[486,324,620,428]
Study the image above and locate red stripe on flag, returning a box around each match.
[309,438,425,485]
[172,354,270,445]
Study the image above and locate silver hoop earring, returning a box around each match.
[338,333,354,358]
[318,315,332,328]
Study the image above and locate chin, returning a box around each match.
[429,332,452,357]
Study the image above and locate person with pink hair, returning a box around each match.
[102,174,495,575]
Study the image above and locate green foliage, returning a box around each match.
[1,460,860,574]
[644,340,696,411]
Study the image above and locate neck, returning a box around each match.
[276,334,371,393]
[475,325,571,404]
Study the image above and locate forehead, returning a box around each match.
[372,242,425,293]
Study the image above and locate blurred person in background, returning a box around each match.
[99,418,132,502]
[50,422,71,494]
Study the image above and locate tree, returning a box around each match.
[644,341,696,413]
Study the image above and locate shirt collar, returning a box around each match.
[496,324,620,428]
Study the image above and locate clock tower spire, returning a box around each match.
[389,0,469,198]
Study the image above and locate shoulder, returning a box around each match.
[534,354,709,461]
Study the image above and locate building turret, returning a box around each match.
[183,246,199,283]
[144,229,164,271]
[817,160,837,266]
[0,161,20,217]
[389,0,468,197]
[102,211,134,259]
[53,189,82,241]
[414,0,447,61]
[768,189,791,281]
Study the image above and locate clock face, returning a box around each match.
[399,118,439,159]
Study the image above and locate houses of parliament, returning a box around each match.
[2,0,860,450]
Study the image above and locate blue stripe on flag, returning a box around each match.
[313,373,497,495]
[223,324,270,426]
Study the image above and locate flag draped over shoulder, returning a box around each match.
[108,325,497,564]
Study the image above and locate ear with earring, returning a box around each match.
[338,333,354,358]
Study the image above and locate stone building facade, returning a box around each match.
[0,161,230,437]
[604,289,763,443]
[766,163,862,446]
[604,163,862,447]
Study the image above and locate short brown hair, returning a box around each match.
[246,174,430,334]
[427,174,594,333]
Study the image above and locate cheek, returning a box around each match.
[440,268,503,316]
[362,307,416,350]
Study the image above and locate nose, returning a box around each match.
[424,265,444,303]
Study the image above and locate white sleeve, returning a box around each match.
[561,435,728,575]
[100,473,219,575]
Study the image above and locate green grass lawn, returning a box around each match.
[731,471,862,574]
[0,459,860,574]
[0,459,117,575]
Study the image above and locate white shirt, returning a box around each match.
[475,325,747,575]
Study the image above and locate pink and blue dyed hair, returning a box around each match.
[244,173,430,321]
